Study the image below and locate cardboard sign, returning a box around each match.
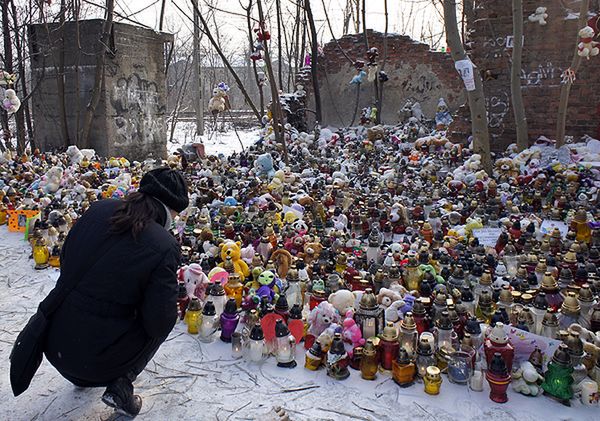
[540,220,568,238]
[7,209,39,233]
[472,228,502,247]
[455,59,476,91]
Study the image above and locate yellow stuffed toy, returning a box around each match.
[218,240,250,281]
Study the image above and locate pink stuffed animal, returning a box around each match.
[342,310,365,356]
[178,263,210,301]
[307,301,340,338]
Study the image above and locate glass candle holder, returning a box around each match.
[424,366,443,395]
[231,332,243,359]
[447,350,473,385]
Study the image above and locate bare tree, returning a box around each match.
[511,0,528,151]
[256,0,288,163]
[443,0,492,174]
[305,0,322,123]
[555,0,589,147]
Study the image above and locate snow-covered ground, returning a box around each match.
[1,228,599,420]
[168,122,261,156]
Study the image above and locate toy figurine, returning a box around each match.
[512,361,544,396]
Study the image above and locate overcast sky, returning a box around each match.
[111,0,442,48]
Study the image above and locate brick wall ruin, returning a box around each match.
[308,30,466,127]
[468,0,600,149]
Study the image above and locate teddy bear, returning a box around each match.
[577,25,599,59]
[178,263,210,301]
[512,361,544,396]
[2,89,20,114]
[298,241,323,266]
[218,240,250,281]
[342,310,365,356]
[254,152,276,178]
[528,7,548,26]
[377,287,403,309]
[307,301,341,338]
[207,84,230,116]
[40,166,63,194]
[328,289,356,316]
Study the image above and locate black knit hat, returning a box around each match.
[139,168,189,212]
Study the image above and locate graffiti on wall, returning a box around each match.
[401,73,443,96]
[110,73,165,148]
[486,91,510,138]
[520,62,562,86]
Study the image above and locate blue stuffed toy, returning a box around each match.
[254,152,276,178]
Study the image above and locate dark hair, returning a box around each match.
[110,192,166,239]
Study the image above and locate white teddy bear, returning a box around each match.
[512,361,544,396]
[2,89,21,114]
[528,7,548,26]
[577,26,599,59]
[40,166,63,194]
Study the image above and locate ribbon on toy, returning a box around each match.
[560,67,576,85]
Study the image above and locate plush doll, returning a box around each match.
[299,241,323,266]
[218,240,250,281]
[254,152,276,178]
[342,310,365,355]
[256,270,279,302]
[207,83,230,116]
[528,7,548,26]
[435,97,453,129]
[577,26,599,59]
[178,263,210,301]
[2,89,20,114]
[377,287,403,309]
[512,361,544,396]
[307,301,341,338]
[328,289,356,316]
[240,243,255,264]
[40,166,63,194]
[385,299,407,323]
[284,234,305,256]
[271,247,292,279]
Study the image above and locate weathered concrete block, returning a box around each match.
[29,20,173,160]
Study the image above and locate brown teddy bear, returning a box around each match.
[298,241,323,266]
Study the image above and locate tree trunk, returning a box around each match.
[378,0,389,124]
[555,0,589,147]
[305,0,322,123]
[256,0,288,164]
[275,0,283,88]
[80,0,114,148]
[192,0,204,136]
[443,0,492,174]
[244,1,264,116]
[57,0,70,146]
[511,0,528,151]
[1,0,14,151]
[186,0,262,122]
[7,0,25,153]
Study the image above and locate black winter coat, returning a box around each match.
[43,199,180,383]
